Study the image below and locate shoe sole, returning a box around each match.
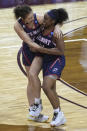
[35,117,49,123]
[29,113,40,117]
[28,116,49,123]
[51,118,66,127]
[28,115,36,121]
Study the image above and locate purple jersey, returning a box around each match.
[35,31,56,48]
[18,13,41,42]
[18,14,41,66]
[35,29,65,79]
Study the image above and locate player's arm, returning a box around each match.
[14,21,40,49]
[54,24,63,39]
[51,34,64,55]
[37,34,64,55]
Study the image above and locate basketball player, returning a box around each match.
[28,8,68,126]
[14,5,62,122]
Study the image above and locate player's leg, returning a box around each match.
[25,65,49,122]
[51,82,61,109]
[29,56,42,99]
[42,76,66,126]
[25,66,35,106]
[42,56,66,126]
[24,60,48,122]
[22,48,49,121]
[43,76,60,109]
[22,47,36,106]
[28,56,43,117]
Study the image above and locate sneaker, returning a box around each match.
[50,111,66,127]
[29,100,43,117]
[28,114,49,122]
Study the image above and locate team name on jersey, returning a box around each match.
[26,29,40,37]
[36,35,51,46]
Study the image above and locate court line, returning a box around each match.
[64,24,87,37]
[0,38,87,49]
[64,16,87,24]
[65,38,87,42]
[60,79,87,96]
[0,45,20,49]
[58,95,87,109]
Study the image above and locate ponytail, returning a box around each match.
[47,8,68,25]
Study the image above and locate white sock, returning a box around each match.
[29,105,33,110]
[54,107,60,113]
[35,98,41,104]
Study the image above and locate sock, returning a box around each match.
[54,107,60,113]
[29,105,34,111]
[35,98,41,104]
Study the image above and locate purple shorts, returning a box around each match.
[22,44,35,66]
[43,55,65,79]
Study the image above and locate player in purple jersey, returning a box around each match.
[14,5,62,122]
[29,8,68,126]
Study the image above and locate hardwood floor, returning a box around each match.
[0,1,87,131]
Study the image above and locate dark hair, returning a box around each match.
[48,8,69,25]
[14,5,32,19]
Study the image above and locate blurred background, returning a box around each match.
[0,0,87,8]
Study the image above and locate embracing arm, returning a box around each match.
[14,21,40,49]
[54,24,63,39]
[37,34,64,55]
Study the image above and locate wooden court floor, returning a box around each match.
[0,1,87,131]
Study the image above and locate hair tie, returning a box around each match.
[47,11,56,20]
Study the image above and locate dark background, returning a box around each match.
[0,0,86,8]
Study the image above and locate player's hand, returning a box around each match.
[30,43,41,52]
[54,25,62,39]
[30,47,37,52]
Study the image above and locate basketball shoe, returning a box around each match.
[50,111,66,126]
[29,99,43,117]
[28,114,49,122]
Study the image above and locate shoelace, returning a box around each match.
[52,112,58,121]
[32,104,39,111]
